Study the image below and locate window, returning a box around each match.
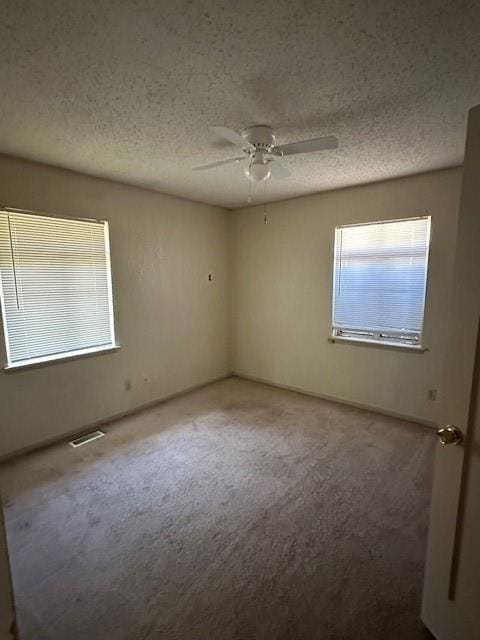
[0,209,117,369]
[332,216,431,348]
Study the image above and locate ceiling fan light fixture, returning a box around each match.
[246,161,271,183]
[244,150,271,182]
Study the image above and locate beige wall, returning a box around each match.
[0,159,463,457]
[0,155,231,457]
[231,168,462,425]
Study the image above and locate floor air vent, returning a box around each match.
[69,430,105,448]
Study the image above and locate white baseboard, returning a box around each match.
[1,372,233,462]
[3,370,435,463]
[232,372,437,429]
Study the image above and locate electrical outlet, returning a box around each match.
[428,389,437,401]
[208,273,213,282]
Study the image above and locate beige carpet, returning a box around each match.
[1,377,435,640]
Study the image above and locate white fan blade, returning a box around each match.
[210,126,254,149]
[267,160,291,179]
[276,135,338,156]
[192,157,244,171]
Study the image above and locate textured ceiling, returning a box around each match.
[1,1,480,209]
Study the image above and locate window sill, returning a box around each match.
[328,335,427,353]
[3,344,120,372]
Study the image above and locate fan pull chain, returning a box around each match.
[263,175,268,222]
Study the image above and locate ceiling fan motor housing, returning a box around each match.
[241,125,276,151]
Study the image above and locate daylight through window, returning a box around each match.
[332,217,431,347]
[0,210,116,368]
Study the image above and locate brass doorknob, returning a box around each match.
[437,425,463,446]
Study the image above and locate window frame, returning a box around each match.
[0,207,119,371]
[331,216,432,351]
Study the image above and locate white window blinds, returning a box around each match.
[332,217,431,346]
[0,210,116,367]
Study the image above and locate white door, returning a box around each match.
[0,497,16,640]
[422,104,480,639]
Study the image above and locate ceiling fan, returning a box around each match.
[192,125,338,182]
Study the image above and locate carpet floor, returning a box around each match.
[0,377,435,640]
